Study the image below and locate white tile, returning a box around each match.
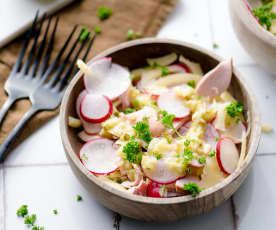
[233,155,276,229]
[158,0,212,50]
[4,117,67,166]
[120,200,234,230]
[237,66,276,154]
[209,0,255,64]
[0,165,4,230]
[5,165,113,230]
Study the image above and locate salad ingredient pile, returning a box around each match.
[68,53,248,198]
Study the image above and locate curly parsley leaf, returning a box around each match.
[98,6,112,20]
[93,26,101,34]
[24,214,36,226]
[160,185,167,197]
[184,182,202,196]
[133,121,152,144]
[208,150,216,157]
[187,80,196,88]
[123,108,136,114]
[53,209,58,215]
[79,27,90,41]
[32,226,45,230]
[198,156,206,164]
[182,148,194,165]
[226,101,244,118]
[77,194,83,201]
[17,204,28,217]
[252,1,276,30]
[123,140,142,164]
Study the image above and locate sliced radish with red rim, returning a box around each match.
[82,120,102,135]
[78,131,101,142]
[169,63,191,74]
[157,91,190,120]
[216,138,240,175]
[76,90,88,117]
[84,58,131,100]
[79,138,120,175]
[80,94,113,123]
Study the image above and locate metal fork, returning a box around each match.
[0,16,95,162]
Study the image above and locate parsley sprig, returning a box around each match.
[226,101,244,118]
[24,214,36,226]
[123,140,142,164]
[184,182,202,196]
[160,110,181,137]
[17,204,28,217]
[98,6,112,20]
[133,121,152,144]
[252,1,276,31]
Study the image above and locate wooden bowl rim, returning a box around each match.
[60,38,261,205]
[233,0,276,47]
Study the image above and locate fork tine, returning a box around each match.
[21,13,46,75]
[48,29,84,87]
[40,24,78,83]
[56,35,92,91]
[29,15,52,77]
[82,34,95,62]
[37,17,59,78]
[11,11,39,74]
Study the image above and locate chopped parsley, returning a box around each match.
[123,108,136,114]
[132,99,140,108]
[160,110,175,130]
[184,182,201,196]
[93,26,101,34]
[226,101,244,118]
[79,27,90,41]
[182,148,194,165]
[17,205,28,217]
[81,154,88,161]
[135,31,142,38]
[216,137,219,142]
[53,209,58,215]
[24,214,36,226]
[155,153,163,160]
[98,6,112,20]
[213,43,219,49]
[127,29,134,40]
[161,66,169,76]
[160,185,167,197]
[208,150,216,157]
[187,80,196,88]
[123,140,142,164]
[252,1,276,30]
[32,227,45,230]
[198,156,206,164]
[184,139,191,147]
[133,121,152,144]
[77,195,83,201]
[116,178,123,184]
[185,167,191,174]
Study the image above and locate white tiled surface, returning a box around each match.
[0,0,275,230]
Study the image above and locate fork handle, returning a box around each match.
[0,106,39,162]
[0,96,17,126]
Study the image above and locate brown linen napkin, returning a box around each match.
[0,0,177,149]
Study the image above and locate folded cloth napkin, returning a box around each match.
[0,0,176,148]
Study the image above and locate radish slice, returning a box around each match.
[220,121,247,144]
[76,90,88,117]
[82,120,102,135]
[175,176,200,192]
[83,58,131,100]
[157,91,190,120]
[216,138,240,175]
[147,181,179,198]
[204,123,220,149]
[146,53,177,66]
[169,63,190,74]
[196,58,232,98]
[79,138,120,175]
[179,55,203,75]
[80,94,113,123]
[78,131,101,142]
[119,89,131,110]
[142,156,182,184]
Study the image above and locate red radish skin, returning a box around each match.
[216,138,240,175]
[169,63,191,74]
[157,91,190,120]
[76,90,88,117]
[82,120,102,135]
[242,0,259,22]
[79,138,120,175]
[80,94,113,123]
[78,131,101,142]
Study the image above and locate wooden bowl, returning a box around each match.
[60,38,261,222]
[229,0,276,73]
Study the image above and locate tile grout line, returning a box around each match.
[256,152,276,157]
[3,162,68,168]
[230,196,239,230]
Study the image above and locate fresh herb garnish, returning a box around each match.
[98,6,112,20]
[208,150,216,157]
[185,167,191,174]
[123,140,142,164]
[123,108,136,114]
[116,178,123,184]
[160,110,181,137]
[77,195,83,201]
[226,101,244,118]
[216,137,219,142]
[79,27,90,41]
[160,185,167,197]
[184,139,191,147]
[187,80,196,88]
[133,121,152,144]
[93,26,101,34]
[81,154,88,161]
[135,31,142,38]
[32,227,45,230]
[198,156,206,164]
[161,66,169,76]
[184,182,201,196]
[155,153,163,160]
[17,205,28,217]
[183,148,194,165]
[132,99,140,108]
[213,43,219,49]
[53,209,58,215]
[24,214,36,226]
[252,1,276,30]
[127,29,134,40]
